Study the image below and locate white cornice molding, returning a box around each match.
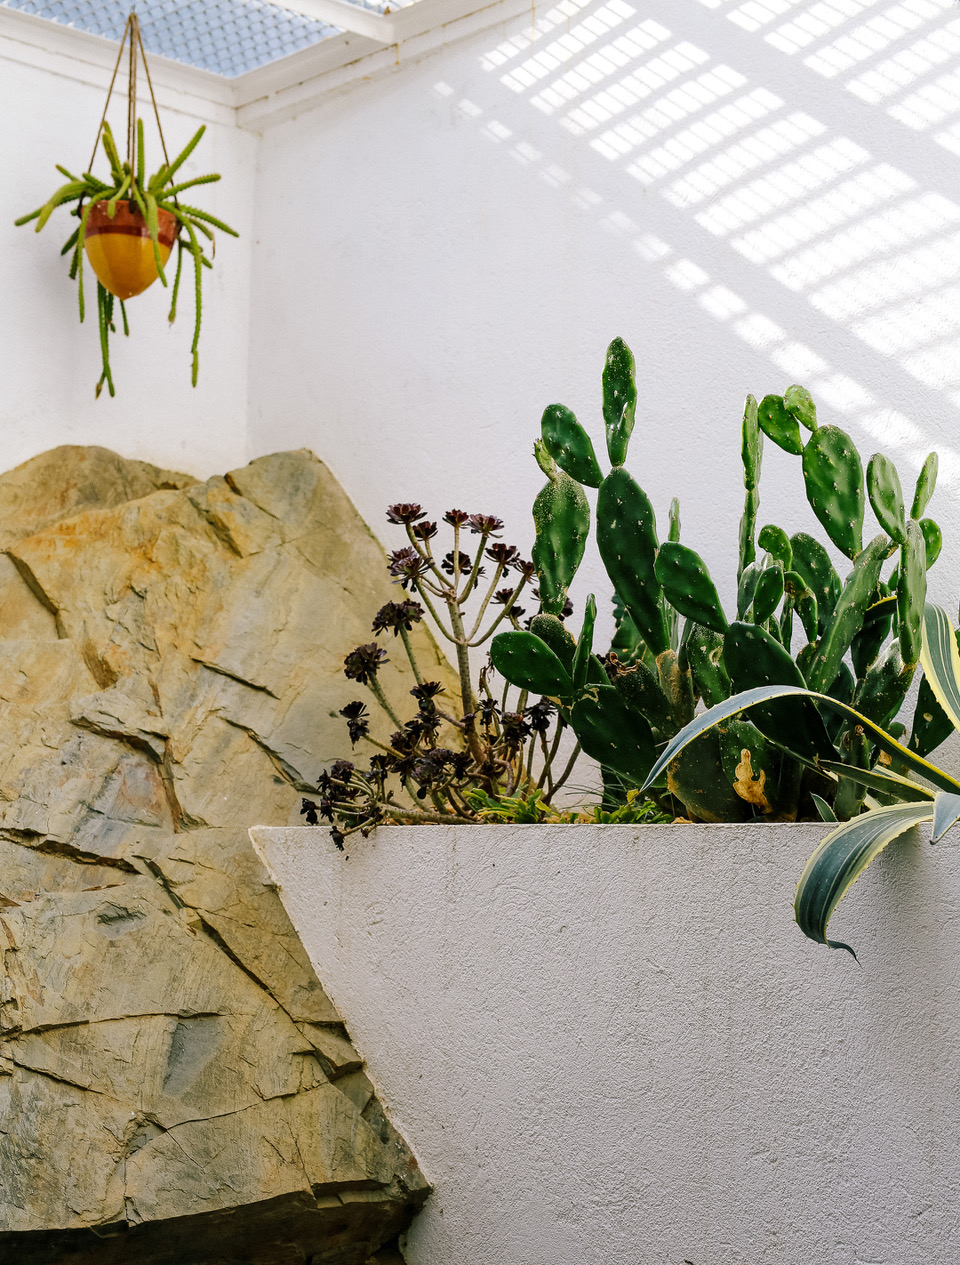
[268,0,395,42]
[0,0,533,133]
[234,0,531,129]
[0,5,236,124]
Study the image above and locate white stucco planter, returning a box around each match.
[251,822,960,1265]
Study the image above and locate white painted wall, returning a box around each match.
[247,0,960,643]
[255,821,960,1265]
[0,45,255,477]
[5,1,960,636]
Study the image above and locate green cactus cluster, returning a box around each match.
[491,338,943,823]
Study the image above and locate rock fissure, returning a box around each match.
[218,716,315,793]
[192,658,280,698]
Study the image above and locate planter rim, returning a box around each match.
[86,199,179,250]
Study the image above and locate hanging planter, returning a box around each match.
[14,12,237,397]
[84,199,180,301]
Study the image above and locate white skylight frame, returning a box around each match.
[0,0,531,128]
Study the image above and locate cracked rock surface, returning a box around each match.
[0,447,435,1263]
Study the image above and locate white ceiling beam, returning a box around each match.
[267,0,397,43]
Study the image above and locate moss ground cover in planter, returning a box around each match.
[253,821,960,1265]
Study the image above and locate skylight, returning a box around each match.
[0,0,393,77]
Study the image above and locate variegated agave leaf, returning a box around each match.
[795,801,933,956]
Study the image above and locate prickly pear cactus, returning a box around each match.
[491,340,945,825]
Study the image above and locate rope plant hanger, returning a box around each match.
[16,10,237,397]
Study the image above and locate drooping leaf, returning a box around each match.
[919,605,960,732]
[640,683,960,796]
[757,524,792,569]
[540,404,603,488]
[794,801,933,955]
[931,791,960,844]
[654,542,727,633]
[815,760,934,804]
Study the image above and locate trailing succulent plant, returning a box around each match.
[492,337,943,828]
[301,502,669,848]
[15,119,237,396]
[644,604,960,957]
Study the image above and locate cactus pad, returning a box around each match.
[597,467,669,654]
[801,425,865,560]
[758,394,804,456]
[601,337,637,467]
[541,403,603,489]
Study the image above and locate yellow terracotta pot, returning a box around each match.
[84,200,179,300]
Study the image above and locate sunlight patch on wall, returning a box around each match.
[610,86,779,177]
[799,0,951,74]
[583,64,748,158]
[843,19,960,97]
[498,3,650,96]
[733,162,915,265]
[649,247,940,470]
[528,20,671,118]
[662,111,824,205]
[694,135,868,236]
[465,0,960,478]
[558,41,713,136]
[479,0,603,70]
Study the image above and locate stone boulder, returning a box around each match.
[0,447,439,1263]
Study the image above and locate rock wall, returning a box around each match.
[0,447,437,1263]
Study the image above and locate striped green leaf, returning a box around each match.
[816,760,935,804]
[811,793,836,822]
[920,604,960,731]
[795,801,933,955]
[931,791,960,844]
[640,684,960,796]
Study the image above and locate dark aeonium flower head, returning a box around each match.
[442,550,474,576]
[388,548,430,589]
[344,643,388,685]
[339,700,371,745]
[411,680,445,705]
[386,503,426,525]
[468,514,504,537]
[486,543,520,570]
[372,598,425,636]
[525,699,556,734]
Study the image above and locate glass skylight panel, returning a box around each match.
[0,0,408,76]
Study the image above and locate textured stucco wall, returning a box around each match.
[254,821,960,1265]
[247,0,960,642]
